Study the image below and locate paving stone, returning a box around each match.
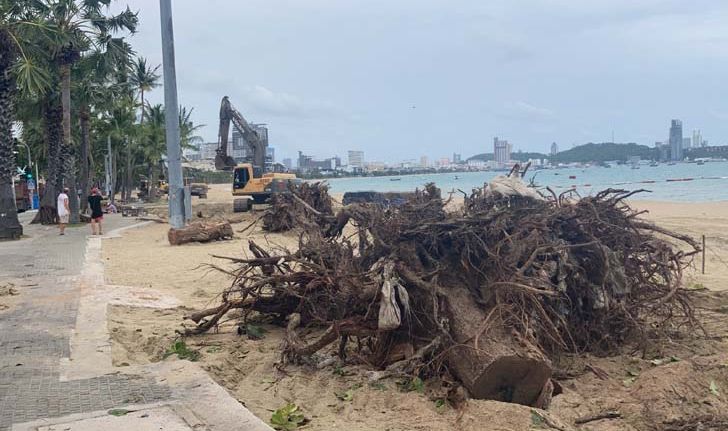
[0,216,171,431]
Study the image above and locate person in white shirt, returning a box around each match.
[57,187,70,235]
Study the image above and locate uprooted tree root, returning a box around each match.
[185,181,700,408]
[262,181,334,232]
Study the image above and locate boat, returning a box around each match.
[697,160,705,165]
[649,161,659,167]
[631,165,640,170]
[667,162,676,166]
[389,178,401,181]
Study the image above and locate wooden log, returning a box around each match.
[445,286,552,406]
[167,221,233,245]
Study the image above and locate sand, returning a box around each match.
[103,188,728,430]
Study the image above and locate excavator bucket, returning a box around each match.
[214,154,238,171]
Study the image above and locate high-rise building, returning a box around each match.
[669,120,683,161]
[420,156,429,168]
[550,142,559,156]
[493,137,512,164]
[282,158,292,170]
[266,147,275,163]
[452,153,462,164]
[682,137,691,150]
[347,150,364,168]
[693,130,703,149]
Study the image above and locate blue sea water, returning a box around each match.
[324,161,728,202]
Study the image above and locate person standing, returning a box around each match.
[57,188,70,235]
[87,187,104,235]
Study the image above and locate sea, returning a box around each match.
[323,161,728,202]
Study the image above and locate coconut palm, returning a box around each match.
[41,0,137,223]
[0,0,52,238]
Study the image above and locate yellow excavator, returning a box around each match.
[216,96,299,212]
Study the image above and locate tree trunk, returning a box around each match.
[124,139,133,201]
[79,105,90,214]
[60,63,79,224]
[34,94,63,224]
[445,286,552,406]
[0,36,23,239]
[168,221,233,245]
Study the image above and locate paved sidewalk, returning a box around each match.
[0,215,171,430]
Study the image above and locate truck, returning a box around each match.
[215,96,300,212]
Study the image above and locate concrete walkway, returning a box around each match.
[0,213,271,431]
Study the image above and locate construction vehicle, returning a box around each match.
[216,96,299,212]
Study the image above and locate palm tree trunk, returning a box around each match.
[124,138,132,201]
[34,94,63,225]
[79,105,90,213]
[0,34,23,239]
[60,63,79,224]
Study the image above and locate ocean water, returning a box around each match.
[324,161,728,202]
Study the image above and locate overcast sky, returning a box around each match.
[113,0,728,163]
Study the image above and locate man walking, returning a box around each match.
[87,187,104,235]
[57,187,70,235]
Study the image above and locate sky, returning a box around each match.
[112,0,728,163]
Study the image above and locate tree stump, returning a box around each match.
[445,286,552,406]
[168,221,233,245]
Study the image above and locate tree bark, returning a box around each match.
[34,95,63,224]
[168,221,233,245]
[0,36,23,239]
[60,62,79,224]
[445,286,553,406]
[79,105,90,213]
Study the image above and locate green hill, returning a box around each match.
[553,143,657,163]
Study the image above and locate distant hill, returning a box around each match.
[467,151,548,162]
[553,143,658,163]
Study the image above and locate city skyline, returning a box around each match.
[113,1,728,163]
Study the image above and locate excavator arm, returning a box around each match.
[215,96,267,171]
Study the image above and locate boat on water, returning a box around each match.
[389,178,401,181]
[667,162,676,166]
[631,165,640,170]
[649,162,659,167]
[697,160,705,165]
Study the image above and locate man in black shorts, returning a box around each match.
[88,187,104,235]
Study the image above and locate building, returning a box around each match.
[420,156,429,168]
[297,151,338,172]
[682,137,692,150]
[550,142,559,156]
[493,137,512,164]
[266,147,275,163]
[282,158,292,170]
[452,153,462,164]
[669,119,683,161]
[199,142,218,160]
[693,130,703,148]
[347,150,364,168]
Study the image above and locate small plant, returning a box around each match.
[164,340,200,361]
[434,398,447,413]
[397,376,424,393]
[369,382,387,391]
[335,383,362,402]
[270,403,306,430]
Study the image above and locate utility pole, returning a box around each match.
[159,0,184,228]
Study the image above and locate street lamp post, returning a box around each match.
[159,0,184,229]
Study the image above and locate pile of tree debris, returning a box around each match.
[185,177,700,408]
[262,182,334,232]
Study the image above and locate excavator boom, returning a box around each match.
[215,96,267,171]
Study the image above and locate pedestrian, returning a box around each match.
[57,187,70,235]
[87,187,104,235]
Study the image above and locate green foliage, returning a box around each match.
[710,380,720,396]
[552,142,658,163]
[434,398,447,413]
[108,408,132,416]
[531,410,545,427]
[335,383,362,402]
[397,376,424,393]
[243,323,266,340]
[270,403,306,430]
[164,340,200,362]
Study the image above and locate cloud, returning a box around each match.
[239,85,339,119]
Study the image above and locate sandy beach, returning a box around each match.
[102,184,728,430]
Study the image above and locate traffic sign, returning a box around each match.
[27,179,36,190]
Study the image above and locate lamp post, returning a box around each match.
[159,0,184,228]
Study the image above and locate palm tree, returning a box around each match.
[41,0,137,223]
[130,57,160,125]
[0,0,51,238]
